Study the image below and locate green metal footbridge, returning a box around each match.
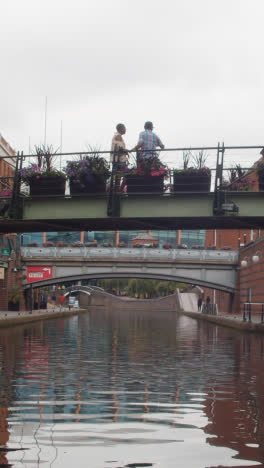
[1,143,264,233]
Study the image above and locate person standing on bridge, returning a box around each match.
[132,121,164,162]
[111,123,129,191]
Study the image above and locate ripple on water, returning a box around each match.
[0,310,263,467]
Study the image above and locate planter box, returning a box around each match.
[70,180,106,195]
[173,173,211,192]
[29,177,66,196]
[126,175,164,193]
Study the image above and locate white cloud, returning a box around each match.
[1,0,264,168]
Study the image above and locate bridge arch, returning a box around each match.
[23,271,235,294]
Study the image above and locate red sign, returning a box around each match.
[27,266,53,283]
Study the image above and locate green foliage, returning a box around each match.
[8,285,23,304]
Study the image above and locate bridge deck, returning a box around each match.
[1,191,264,232]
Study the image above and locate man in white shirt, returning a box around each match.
[111,123,129,191]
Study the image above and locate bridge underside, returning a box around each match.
[24,272,236,294]
[1,191,264,232]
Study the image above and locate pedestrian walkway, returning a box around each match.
[179,292,264,333]
[0,307,85,328]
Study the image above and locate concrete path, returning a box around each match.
[0,307,86,328]
[179,292,198,313]
[179,292,264,332]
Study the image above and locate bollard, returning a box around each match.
[262,304,264,324]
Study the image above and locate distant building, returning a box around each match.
[0,133,16,192]
[0,134,24,311]
[131,232,158,248]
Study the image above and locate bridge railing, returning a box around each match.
[243,302,264,323]
[1,143,264,219]
[21,246,239,263]
[201,303,218,315]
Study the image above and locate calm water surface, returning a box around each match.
[0,308,264,468]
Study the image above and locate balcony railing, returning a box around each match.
[21,246,239,263]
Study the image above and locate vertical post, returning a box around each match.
[261,304,264,323]
[177,230,181,246]
[107,146,120,217]
[9,151,23,219]
[115,231,120,247]
[248,302,251,322]
[213,142,225,214]
[30,283,33,314]
[243,303,246,321]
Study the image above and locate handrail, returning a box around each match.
[243,302,264,323]
[1,144,263,160]
[21,246,239,262]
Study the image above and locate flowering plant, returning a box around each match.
[43,241,55,247]
[163,243,172,249]
[118,242,127,247]
[56,241,68,247]
[173,166,210,175]
[20,145,66,185]
[64,155,111,187]
[71,242,84,247]
[222,165,256,191]
[125,156,168,177]
[0,190,12,197]
[85,241,98,247]
[174,150,210,175]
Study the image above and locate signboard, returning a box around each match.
[1,248,10,256]
[27,266,53,283]
[0,268,5,280]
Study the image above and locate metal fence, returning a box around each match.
[1,143,264,219]
[243,302,264,323]
[201,303,218,315]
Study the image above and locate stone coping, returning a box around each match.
[179,309,264,332]
[0,308,86,328]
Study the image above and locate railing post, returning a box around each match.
[248,303,252,322]
[9,151,23,219]
[213,142,225,215]
[107,147,120,217]
[261,304,264,323]
[243,303,247,321]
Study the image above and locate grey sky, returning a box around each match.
[1,0,264,168]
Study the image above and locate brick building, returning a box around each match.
[204,228,264,314]
[0,134,25,311]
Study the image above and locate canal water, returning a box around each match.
[0,308,263,468]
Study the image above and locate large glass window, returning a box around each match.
[21,230,206,248]
[181,230,205,248]
[21,232,43,246]
[46,232,81,244]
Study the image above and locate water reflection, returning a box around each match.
[0,309,263,467]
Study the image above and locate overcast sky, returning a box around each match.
[1,0,264,168]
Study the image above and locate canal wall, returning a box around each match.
[179,310,264,333]
[0,308,88,328]
[80,291,181,312]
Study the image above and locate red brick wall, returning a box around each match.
[203,229,264,314]
[0,235,25,311]
[206,229,262,250]
[239,237,264,314]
